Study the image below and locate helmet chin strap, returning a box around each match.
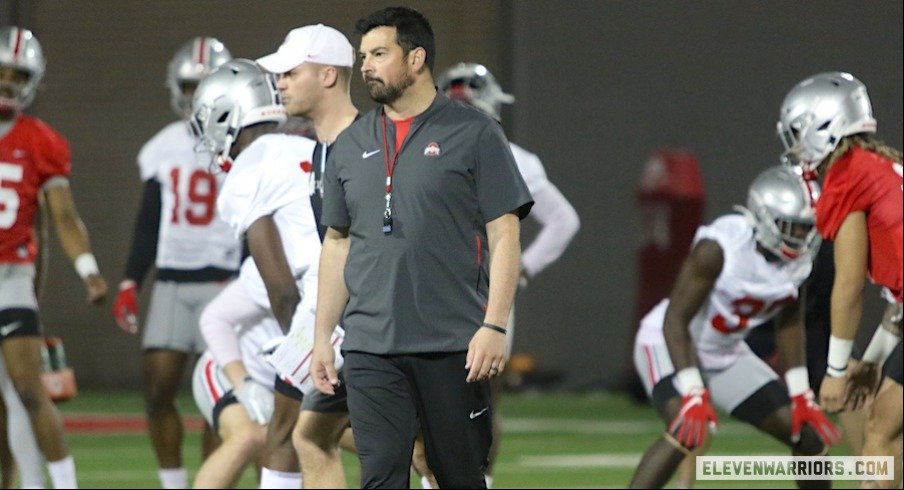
[217,108,243,173]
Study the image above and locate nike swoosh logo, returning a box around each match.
[362,149,381,159]
[0,321,22,337]
[469,407,489,420]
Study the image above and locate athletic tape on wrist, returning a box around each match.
[861,325,902,364]
[74,253,99,280]
[675,367,704,396]
[784,366,810,397]
[826,336,854,376]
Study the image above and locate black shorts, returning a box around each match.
[301,378,349,413]
[882,342,903,385]
[274,374,350,412]
[211,392,238,434]
[274,375,304,401]
[0,308,42,341]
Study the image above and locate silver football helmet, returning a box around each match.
[190,59,286,172]
[436,62,514,120]
[167,37,232,117]
[735,166,821,261]
[777,72,876,173]
[0,26,45,110]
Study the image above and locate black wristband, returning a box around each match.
[481,322,507,335]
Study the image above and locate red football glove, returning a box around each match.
[112,280,139,334]
[668,387,718,449]
[791,389,841,446]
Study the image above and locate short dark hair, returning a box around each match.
[355,6,435,72]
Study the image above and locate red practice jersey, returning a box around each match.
[817,147,903,302]
[0,114,71,264]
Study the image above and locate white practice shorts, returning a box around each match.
[191,351,275,431]
[0,264,37,310]
[633,339,779,414]
[142,280,228,353]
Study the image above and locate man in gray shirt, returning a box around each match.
[309,6,532,488]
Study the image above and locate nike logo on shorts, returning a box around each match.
[0,321,22,337]
[469,407,489,419]
[362,149,381,159]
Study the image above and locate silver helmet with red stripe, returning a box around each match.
[0,26,45,110]
[777,72,876,173]
[190,59,286,172]
[167,37,232,117]
[436,62,514,121]
[735,165,821,261]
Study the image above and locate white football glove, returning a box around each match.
[234,376,274,425]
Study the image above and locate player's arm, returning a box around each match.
[311,226,350,395]
[112,179,161,333]
[245,214,299,332]
[466,212,520,383]
[774,289,806,371]
[775,286,841,444]
[520,182,580,282]
[844,302,903,411]
[661,239,722,449]
[34,192,50,299]
[42,180,108,304]
[662,239,723,373]
[825,212,867,376]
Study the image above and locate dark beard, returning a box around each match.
[367,72,415,105]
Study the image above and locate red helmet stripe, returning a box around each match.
[802,178,818,207]
[11,27,23,62]
[196,37,207,65]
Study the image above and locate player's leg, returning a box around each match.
[711,352,829,489]
[838,403,869,455]
[860,343,903,489]
[1,335,75,488]
[675,438,711,489]
[412,433,439,489]
[261,382,301,489]
[629,341,689,489]
[294,381,351,489]
[0,351,44,488]
[191,354,266,488]
[184,281,231,464]
[141,281,196,488]
[0,265,74,488]
[200,423,220,462]
[0,390,14,489]
[142,348,190,487]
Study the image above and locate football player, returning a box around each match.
[190,316,282,488]
[110,37,238,489]
[777,71,902,488]
[628,166,840,488]
[1,25,108,489]
[190,58,343,489]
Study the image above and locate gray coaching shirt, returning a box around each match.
[323,92,533,354]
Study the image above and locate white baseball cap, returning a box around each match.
[256,24,355,73]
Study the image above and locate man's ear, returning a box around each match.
[409,46,427,72]
[321,65,339,88]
